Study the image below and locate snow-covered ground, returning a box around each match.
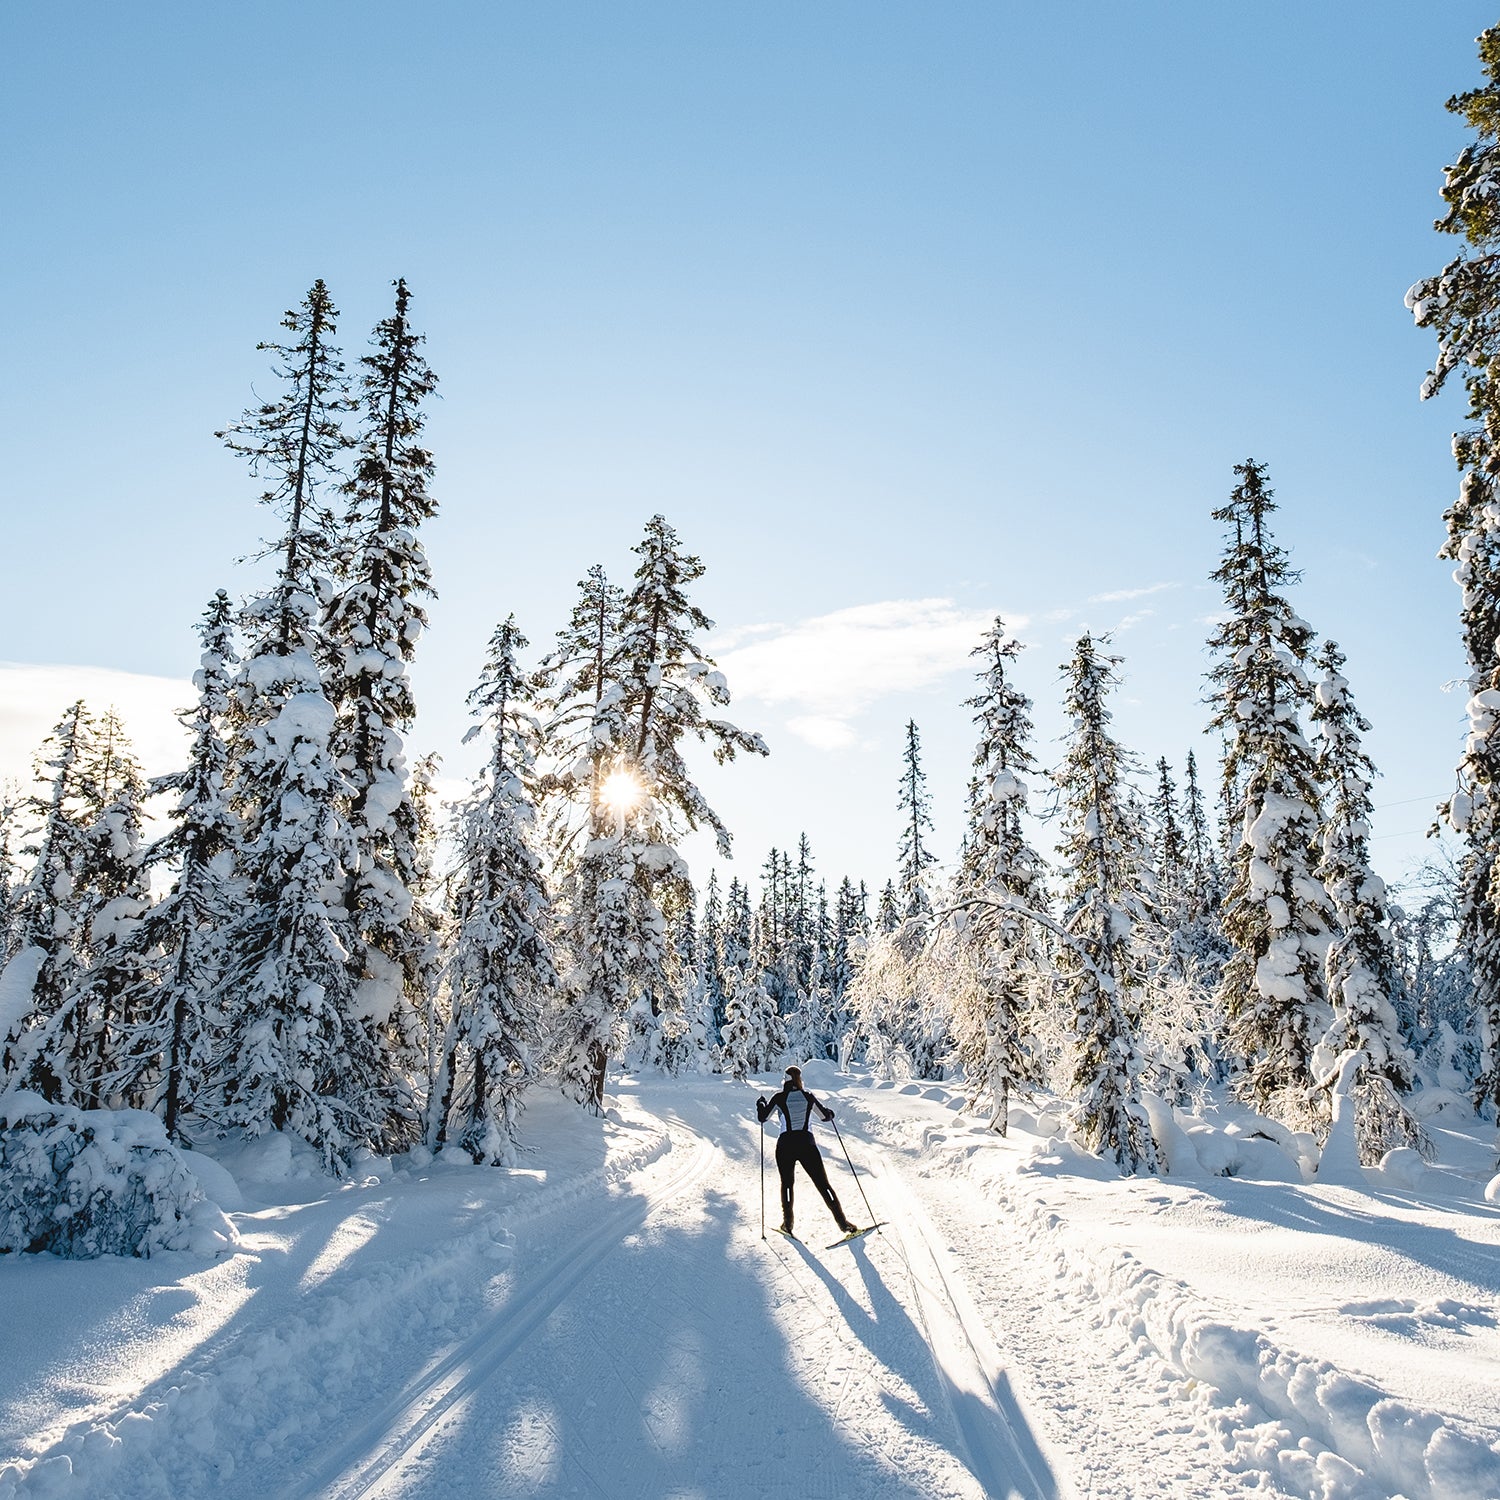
[2,1068,1498,1500]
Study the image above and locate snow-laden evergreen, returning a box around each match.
[63,716,152,1109]
[100,594,241,1138]
[1407,28,1500,1117]
[1310,640,1422,1160]
[718,948,785,1079]
[1208,460,1334,1127]
[323,277,439,1147]
[1054,634,1158,1173]
[216,278,354,657]
[3,704,143,1106]
[0,791,21,965]
[533,564,629,1107]
[896,720,937,920]
[1177,749,1230,987]
[213,290,384,1171]
[215,651,378,1173]
[434,617,557,1164]
[699,871,729,1043]
[951,616,1049,1132]
[1135,758,1221,1105]
[562,516,766,1106]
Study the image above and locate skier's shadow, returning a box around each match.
[781,1232,966,1448]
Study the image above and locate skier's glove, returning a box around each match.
[756,1097,769,1123]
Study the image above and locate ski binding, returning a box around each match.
[826,1222,885,1248]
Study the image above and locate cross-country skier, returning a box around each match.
[756,1065,860,1238]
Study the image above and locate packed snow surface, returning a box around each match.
[2,1067,1498,1499]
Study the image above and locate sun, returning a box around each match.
[599,767,644,816]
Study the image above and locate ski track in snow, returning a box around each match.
[5,1071,1498,1499]
[331,1085,1061,1500]
[850,1080,1500,1500]
[288,1129,721,1500]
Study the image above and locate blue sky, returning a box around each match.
[1,2,1492,897]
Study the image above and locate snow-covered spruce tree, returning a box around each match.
[436,617,557,1164]
[323,277,439,1146]
[700,871,729,1042]
[575,515,766,1101]
[4,705,148,1106]
[0,789,21,964]
[1310,640,1422,1159]
[876,880,900,935]
[790,834,816,1003]
[2,702,97,1096]
[754,846,793,1020]
[64,712,152,1108]
[532,564,626,852]
[216,673,374,1172]
[1136,757,1221,1105]
[669,892,715,1072]
[1152,758,1188,910]
[719,932,785,1080]
[1391,866,1475,1087]
[1208,461,1334,1127]
[803,881,838,1061]
[1407,29,1500,1117]
[1054,634,1158,1173]
[214,290,382,1172]
[952,616,1049,1132]
[217,278,354,656]
[897,720,937,922]
[827,876,865,1057]
[406,750,446,1121]
[532,564,628,1107]
[1179,749,1230,972]
[99,593,240,1137]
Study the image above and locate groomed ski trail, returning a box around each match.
[281,1129,721,1500]
[342,1077,1066,1500]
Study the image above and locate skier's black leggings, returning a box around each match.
[775,1130,848,1229]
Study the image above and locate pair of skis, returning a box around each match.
[774,1222,886,1249]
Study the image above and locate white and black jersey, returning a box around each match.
[758,1086,832,1135]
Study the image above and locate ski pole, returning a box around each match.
[759,1116,766,1239]
[831,1117,878,1227]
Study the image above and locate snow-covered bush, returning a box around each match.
[0,1092,237,1258]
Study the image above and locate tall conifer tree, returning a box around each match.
[324,277,439,1144]
[1054,635,1158,1172]
[437,617,557,1163]
[215,286,378,1170]
[955,616,1049,1131]
[1407,29,1500,1114]
[1311,641,1421,1157]
[1208,461,1334,1124]
[104,593,240,1136]
[897,720,936,919]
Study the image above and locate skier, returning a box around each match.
[756,1065,860,1239]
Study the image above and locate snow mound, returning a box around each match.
[993,1157,1500,1500]
[0,1093,238,1259]
[1373,1147,1427,1190]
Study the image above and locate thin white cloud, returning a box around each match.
[0,662,192,795]
[1087,581,1179,605]
[716,598,1012,750]
[785,715,860,752]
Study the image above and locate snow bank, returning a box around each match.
[852,1080,1500,1500]
[0,1094,237,1259]
[0,1091,676,1499]
[1068,1232,1500,1499]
